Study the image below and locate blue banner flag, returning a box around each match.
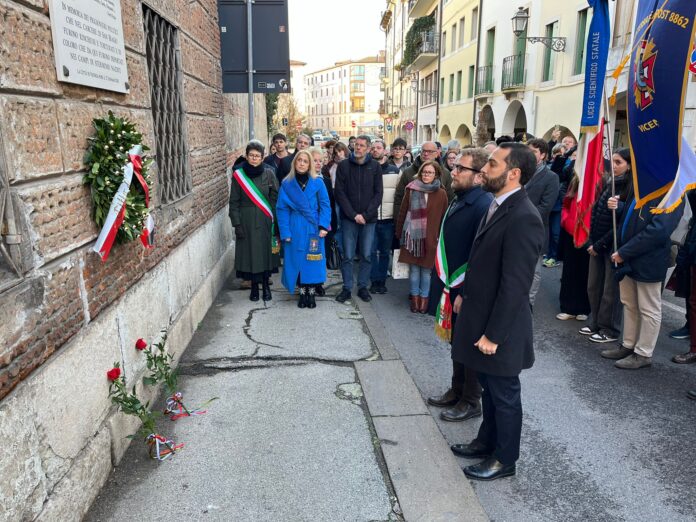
[580,0,611,132]
[628,0,696,210]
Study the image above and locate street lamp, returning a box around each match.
[511,7,566,52]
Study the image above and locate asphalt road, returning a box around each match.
[370,266,696,522]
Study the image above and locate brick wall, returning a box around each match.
[0,0,232,400]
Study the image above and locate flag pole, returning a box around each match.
[602,78,619,262]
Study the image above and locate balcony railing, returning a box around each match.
[417,31,439,55]
[475,65,494,95]
[501,54,525,91]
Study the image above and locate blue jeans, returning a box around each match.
[547,210,561,259]
[409,264,431,297]
[341,219,376,290]
[370,220,394,283]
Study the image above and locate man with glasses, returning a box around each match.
[276,134,312,184]
[427,148,492,423]
[388,138,411,173]
[394,141,454,222]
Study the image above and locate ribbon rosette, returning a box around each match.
[164,392,218,421]
[146,433,184,461]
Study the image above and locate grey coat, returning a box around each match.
[524,164,559,253]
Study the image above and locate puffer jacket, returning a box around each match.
[589,174,630,254]
[377,161,400,220]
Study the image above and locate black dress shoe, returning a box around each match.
[687,390,696,401]
[441,402,482,422]
[335,289,351,303]
[450,440,492,459]
[463,457,516,481]
[427,388,460,407]
[357,287,372,302]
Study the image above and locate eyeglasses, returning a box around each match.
[453,164,481,173]
[421,170,437,176]
[247,153,263,159]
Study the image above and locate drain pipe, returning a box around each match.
[434,0,444,139]
[473,0,483,140]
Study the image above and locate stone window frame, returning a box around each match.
[142,4,192,206]
[0,128,24,293]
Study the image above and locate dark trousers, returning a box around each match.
[587,253,622,337]
[688,266,696,352]
[452,360,482,407]
[475,373,522,466]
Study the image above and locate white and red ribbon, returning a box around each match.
[93,145,154,261]
[146,433,184,461]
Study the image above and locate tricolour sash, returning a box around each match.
[434,203,468,341]
[233,168,279,254]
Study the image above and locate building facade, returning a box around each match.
[437,0,479,145]
[0,1,252,519]
[381,0,417,145]
[304,54,385,137]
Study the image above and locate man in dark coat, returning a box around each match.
[525,138,559,306]
[450,143,544,481]
[263,133,291,176]
[393,141,454,221]
[274,134,311,185]
[427,148,493,422]
[334,135,383,303]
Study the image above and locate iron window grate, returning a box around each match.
[143,6,191,204]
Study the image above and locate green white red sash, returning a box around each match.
[434,203,468,341]
[233,168,279,253]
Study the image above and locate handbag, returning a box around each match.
[326,237,342,270]
[391,249,410,280]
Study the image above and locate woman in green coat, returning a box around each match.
[229,140,280,301]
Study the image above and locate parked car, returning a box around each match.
[312,132,323,142]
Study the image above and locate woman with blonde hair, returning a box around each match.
[395,159,448,313]
[277,150,332,308]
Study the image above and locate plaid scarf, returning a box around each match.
[402,179,441,257]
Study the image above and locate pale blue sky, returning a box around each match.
[289,0,385,72]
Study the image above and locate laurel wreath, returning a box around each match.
[84,111,153,244]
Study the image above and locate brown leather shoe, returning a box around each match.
[410,295,420,313]
[419,297,429,314]
[672,351,696,364]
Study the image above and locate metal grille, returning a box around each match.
[143,7,191,204]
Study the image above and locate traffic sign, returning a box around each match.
[351,120,356,128]
[282,117,289,126]
[385,117,392,124]
[405,121,414,131]
[690,45,696,74]
[386,125,393,131]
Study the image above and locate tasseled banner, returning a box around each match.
[434,289,453,342]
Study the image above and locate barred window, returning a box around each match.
[143,6,191,204]
[0,167,22,292]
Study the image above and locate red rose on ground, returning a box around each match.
[135,338,147,350]
[107,367,121,381]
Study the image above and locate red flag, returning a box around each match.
[574,118,606,247]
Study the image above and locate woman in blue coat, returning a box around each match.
[277,150,332,308]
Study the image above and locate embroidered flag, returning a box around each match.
[628,0,696,212]
[574,118,607,247]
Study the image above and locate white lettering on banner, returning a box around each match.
[585,32,602,121]
[49,0,129,93]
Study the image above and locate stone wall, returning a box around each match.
[0,0,247,519]
[224,93,270,167]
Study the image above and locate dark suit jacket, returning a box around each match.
[451,188,544,377]
[427,186,493,315]
[524,164,559,253]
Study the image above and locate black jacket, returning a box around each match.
[334,154,384,223]
[427,187,493,317]
[617,195,683,283]
[524,164,559,253]
[451,188,544,376]
[321,172,338,234]
[589,174,630,254]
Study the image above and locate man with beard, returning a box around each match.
[369,139,400,294]
[449,143,543,481]
[393,141,454,222]
[427,148,492,422]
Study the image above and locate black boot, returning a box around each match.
[298,286,307,308]
[315,284,325,297]
[307,285,317,309]
[250,282,260,302]
[262,278,272,301]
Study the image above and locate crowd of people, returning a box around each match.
[228,129,696,481]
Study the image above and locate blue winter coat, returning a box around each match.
[277,176,332,292]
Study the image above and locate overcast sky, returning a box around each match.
[288,0,385,73]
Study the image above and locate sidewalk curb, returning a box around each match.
[355,299,489,522]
